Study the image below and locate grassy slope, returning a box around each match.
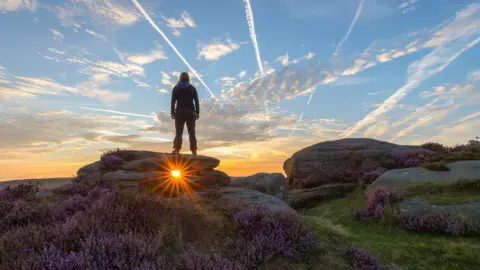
[302,190,480,270]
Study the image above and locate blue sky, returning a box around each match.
[0,0,479,180]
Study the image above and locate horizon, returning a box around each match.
[0,0,479,181]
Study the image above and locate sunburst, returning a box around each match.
[138,153,204,201]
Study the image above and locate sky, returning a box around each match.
[0,0,479,181]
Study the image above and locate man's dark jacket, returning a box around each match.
[171,82,199,115]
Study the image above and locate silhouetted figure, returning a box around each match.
[171,72,200,155]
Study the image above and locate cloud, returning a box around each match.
[340,3,480,138]
[238,70,247,78]
[127,47,168,65]
[49,29,64,41]
[0,68,130,105]
[47,48,66,55]
[55,0,139,28]
[83,61,144,78]
[158,88,169,94]
[217,76,237,88]
[133,79,150,88]
[85,29,106,40]
[162,11,196,36]
[399,0,419,15]
[468,69,480,81]
[197,38,241,61]
[244,0,264,75]
[0,0,37,12]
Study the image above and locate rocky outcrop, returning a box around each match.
[76,151,228,194]
[288,183,357,209]
[230,173,288,201]
[284,138,431,188]
[214,187,297,215]
[367,161,480,194]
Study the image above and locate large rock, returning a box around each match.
[214,187,297,215]
[284,138,432,187]
[191,170,231,188]
[400,200,480,228]
[230,173,288,201]
[367,161,480,194]
[288,183,357,209]
[77,161,103,179]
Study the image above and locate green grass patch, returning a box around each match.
[304,191,480,270]
[405,181,480,205]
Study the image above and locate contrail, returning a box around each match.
[291,0,364,136]
[244,0,264,75]
[289,112,303,136]
[131,0,216,99]
[339,37,480,138]
[333,0,365,57]
[70,105,155,119]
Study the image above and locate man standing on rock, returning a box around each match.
[171,72,200,155]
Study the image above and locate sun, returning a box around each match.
[171,170,181,178]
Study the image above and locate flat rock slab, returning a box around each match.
[120,155,220,172]
[289,183,357,209]
[367,161,480,194]
[400,200,480,227]
[230,173,288,201]
[215,187,297,215]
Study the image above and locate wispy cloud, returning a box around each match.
[467,69,480,82]
[197,38,241,61]
[127,47,168,65]
[131,0,216,99]
[333,0,365,57]
[49,29,64,41]
[85,29,106,40]
[162,11,196,36]
[244,0,264,75]
[70,106,154,119]
[56,0,139,28]
[399,0,419,15]
[340,3,480,138]
[0,0,37,12]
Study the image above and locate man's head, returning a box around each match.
[178,72,190,83]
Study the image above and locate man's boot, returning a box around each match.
[191,149,197,156]
[172,149,180,155]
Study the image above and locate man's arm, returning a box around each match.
[192,86,200,115]
[171,87,177,116]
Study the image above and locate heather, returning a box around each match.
[0,181,317,269]
[305,190,480,270]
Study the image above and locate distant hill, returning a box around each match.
[0,177,72,190]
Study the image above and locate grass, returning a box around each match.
[406,181,480,205]
[304,190,480,270]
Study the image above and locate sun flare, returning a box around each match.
[171,170,181,178]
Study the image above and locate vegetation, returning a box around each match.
[0,179,317,269]
[304,190,480,270]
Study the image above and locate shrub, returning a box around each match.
[345,246,380,269]
[399,212,475,236]
[354,188,402,221]
[230,206,316,266]
[100,152,124,170]
[421,142,447,153]
[421,161,449,171]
